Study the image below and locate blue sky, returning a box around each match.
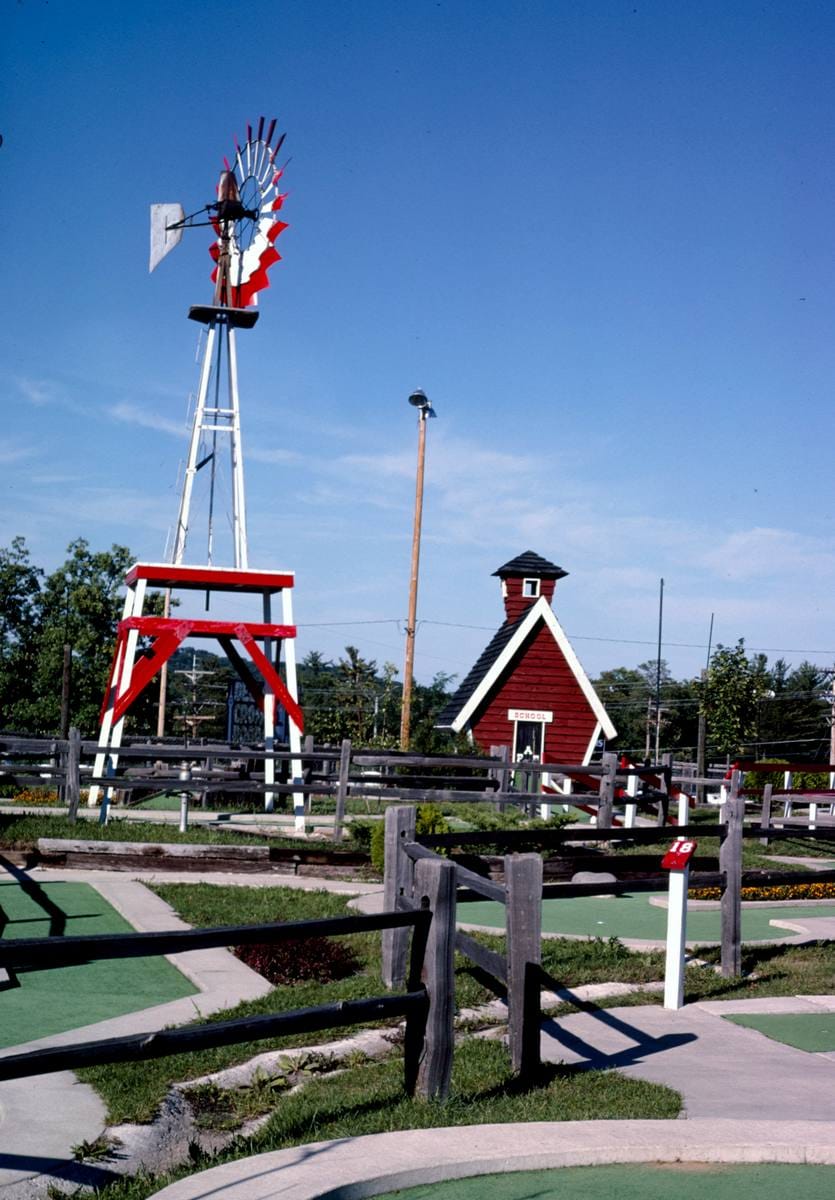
[3,0,835,688]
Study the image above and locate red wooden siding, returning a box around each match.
[471,620,597,762]
[502,576,557,623]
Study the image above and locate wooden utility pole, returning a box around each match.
[60,643,72,739]
[400,391,434,749]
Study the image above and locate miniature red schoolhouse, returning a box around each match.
[436,551,616,764]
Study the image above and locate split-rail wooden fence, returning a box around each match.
[0,870,459,1099]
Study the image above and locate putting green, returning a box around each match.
[0,879,197,1048]
[724,1012,835,1052]
[461,893,835,943]
[374,1163,835,1200]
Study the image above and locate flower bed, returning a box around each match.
[690,881,835,902]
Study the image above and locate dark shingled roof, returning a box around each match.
[436,610,530,728]
[492,550,568,580]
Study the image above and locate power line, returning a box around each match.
[293,616,835,661]
[423,620,835,656]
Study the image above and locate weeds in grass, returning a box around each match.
[71,1134,121,1163]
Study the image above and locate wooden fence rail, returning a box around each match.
[0,890,456,1099]
[1,733,683,831]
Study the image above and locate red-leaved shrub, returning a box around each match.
[233,936,358,986]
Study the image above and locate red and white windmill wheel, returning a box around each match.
[211,118,289,309]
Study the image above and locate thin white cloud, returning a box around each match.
[700,527,835,583]
[16,377,60,406]
[109,402,185,437]
[0,439,38,465]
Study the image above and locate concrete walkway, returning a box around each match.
[538,995,835,1119]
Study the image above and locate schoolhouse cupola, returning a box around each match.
[492,550,568,623]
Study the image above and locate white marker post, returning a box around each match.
[661,838,698,1010]
[178,762,191,834]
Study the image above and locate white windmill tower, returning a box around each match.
[90,121,305,828]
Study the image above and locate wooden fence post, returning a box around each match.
[759,782,773,846]
[505,852,543,1078]
[414,856,456,1100]
[720,770,744,978]
[382,805,416,989]
[598,751,617,832]
[333,738,351,843]
[65,727,81,825]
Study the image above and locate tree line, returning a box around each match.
[1,537,832,763]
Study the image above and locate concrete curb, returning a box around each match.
[147,1120,835,1200]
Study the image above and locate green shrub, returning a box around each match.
[346,818,375,852]
[453,803,526,831]
[370,820,385,873]
[745,758,830,794]
[415,803,450,837]
[368,804,451,873]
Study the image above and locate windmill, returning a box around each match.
[150,117,289,567]
[89,121,305,829]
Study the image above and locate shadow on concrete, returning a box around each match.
[538,969,697,1070]
[0,1153,121,1192]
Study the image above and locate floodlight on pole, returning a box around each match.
[400,389,436,749]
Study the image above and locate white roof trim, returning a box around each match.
[451,597,617,741]
[582,722,602,766]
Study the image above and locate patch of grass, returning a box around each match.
[0,813,318,851]
[89,1039,681,1200]
[685,939,835,1001]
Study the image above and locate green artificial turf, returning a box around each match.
[724,1011,835,1052]
[373,1163,835,1200]
[461,894,835,943]
[0,879,197,1048]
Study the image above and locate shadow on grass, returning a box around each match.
[0,855,69,937]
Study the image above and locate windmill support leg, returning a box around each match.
[262,594,276,813]
[173,321,217,565]
[227,326,249,570]
[89,579,147,821]
[282,586,305,832]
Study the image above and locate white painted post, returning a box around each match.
[783,770,793,820]
[677,788,690,827]
[262,593,276,814]
[178,762,191,833]
[664,860,690,1010]
[624,770,638,828]
[561,774,573,814]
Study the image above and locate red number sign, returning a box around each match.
[661,839,698,870]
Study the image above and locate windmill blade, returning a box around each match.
[149,203,185,272]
